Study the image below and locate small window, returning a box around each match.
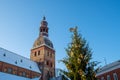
[7,68,13,73]
[43,29,45,32]
[29,66,32,69]
[101,77,104,80]
[107,75,111,80]
[3,53,6,56]
[22,72,26,77]
[15,61,17,64]
[38,51,40,55]
[20,59,23,62]
[50,53,52,58]
[47,61,49,65]
[34,52,37,56]
[113,73,118,80]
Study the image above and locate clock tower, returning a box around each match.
[30,17,55,80]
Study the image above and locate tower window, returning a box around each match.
[34,52,37,56]
[38,50,40,55]
[43,29,45,32]
[47,51,49,56]
[47,61,49,65]
[50,53,52,58]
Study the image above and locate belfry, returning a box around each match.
[30,17,55,80]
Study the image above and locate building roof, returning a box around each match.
[0,47,41,73]
[33,36,54,49]
[96,60,120,76]
[0,72,40,80]
[33,17,54,50]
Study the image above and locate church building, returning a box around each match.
[0,17,55,80]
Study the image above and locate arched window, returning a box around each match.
[34,52,37,56]
[113,73,118,80]
[47,61,49,65]
[43,29,45,32]
[50,53,52,58]
[38,50,40,55]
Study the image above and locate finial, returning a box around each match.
[43,16,46,20]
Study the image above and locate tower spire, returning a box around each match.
[31,17,55,80]
[39,16,48,37]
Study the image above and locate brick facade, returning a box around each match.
[97,68,120,80]
[31,45,55,80]
[96,60,120,80]
[30,17,55,80]
[0,61,40,79]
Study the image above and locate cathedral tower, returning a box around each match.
[30,17,55,80]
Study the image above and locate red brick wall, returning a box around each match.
[0,61,41,79]
[0,62,3,71]
[31,45,55,80]
[97,68,120,80]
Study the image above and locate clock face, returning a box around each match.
[37,41,41,45]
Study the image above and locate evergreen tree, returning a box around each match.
[60,27,99,80]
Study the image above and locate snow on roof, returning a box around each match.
[0,47,41,73]
[96,60,120,76]
[0,72,40,80]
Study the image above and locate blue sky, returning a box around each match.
[0,0,120,69]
